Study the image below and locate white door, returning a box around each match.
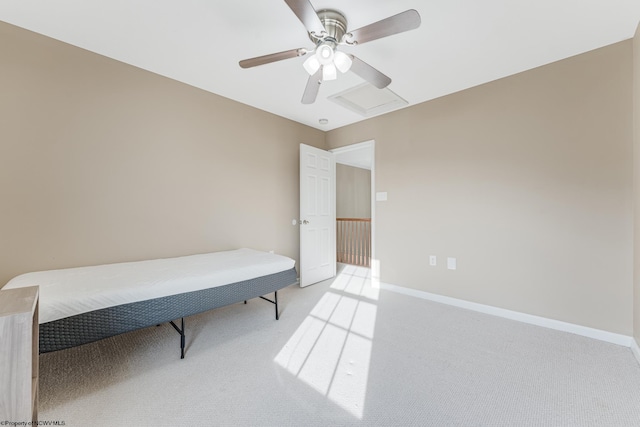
[300,143,336,287]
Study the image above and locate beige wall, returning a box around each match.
[336,164,371,218]
[634,22,640,346]
[0,22,325,286]
[328,42,634,335]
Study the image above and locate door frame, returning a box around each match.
[330,140,376,262]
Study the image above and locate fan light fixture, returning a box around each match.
[303,42,352,81]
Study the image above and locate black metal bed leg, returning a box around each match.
[180,318,185,359]
[258,291,280,320]
[169,318,185,359]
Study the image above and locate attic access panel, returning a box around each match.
[328,83,408,117]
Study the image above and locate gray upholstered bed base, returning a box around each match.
[39,267,297,354]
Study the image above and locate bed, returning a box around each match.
[2,248,297,359]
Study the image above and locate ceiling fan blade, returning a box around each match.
[349,55,391,89]
[301,68,322,104]
[284,0,326,36]
[344,9,421,45]
[239,48,306,69]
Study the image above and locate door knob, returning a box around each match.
[299,219,310,225]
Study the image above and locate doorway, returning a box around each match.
[331,141,375,267]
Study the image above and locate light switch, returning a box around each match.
[376,192,388,201]
[447,257,457,270]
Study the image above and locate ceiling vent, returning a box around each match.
[328,83,408,117]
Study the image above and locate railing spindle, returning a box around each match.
[358,221,362,266]
[350,220,354,265]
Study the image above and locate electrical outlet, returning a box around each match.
[429,256,437,266]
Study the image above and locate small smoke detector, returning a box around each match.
[319,118,329,125]
[328,83,408,117]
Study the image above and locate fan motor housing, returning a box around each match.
[312,9,348,43]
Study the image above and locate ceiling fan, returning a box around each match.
[239,0,421,104]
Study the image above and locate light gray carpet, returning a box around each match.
[38,265,640,426]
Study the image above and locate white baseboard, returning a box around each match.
[380,282,634,348]
[631,339,640,366]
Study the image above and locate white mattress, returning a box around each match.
[2,248,295,324]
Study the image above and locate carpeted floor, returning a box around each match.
[38,264,640,426]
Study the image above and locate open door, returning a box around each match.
[299,143,336,287]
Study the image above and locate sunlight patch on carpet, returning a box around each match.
[274,265,377,418]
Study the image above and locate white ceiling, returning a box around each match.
[1,1,639,131]
[334,143,373,170]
